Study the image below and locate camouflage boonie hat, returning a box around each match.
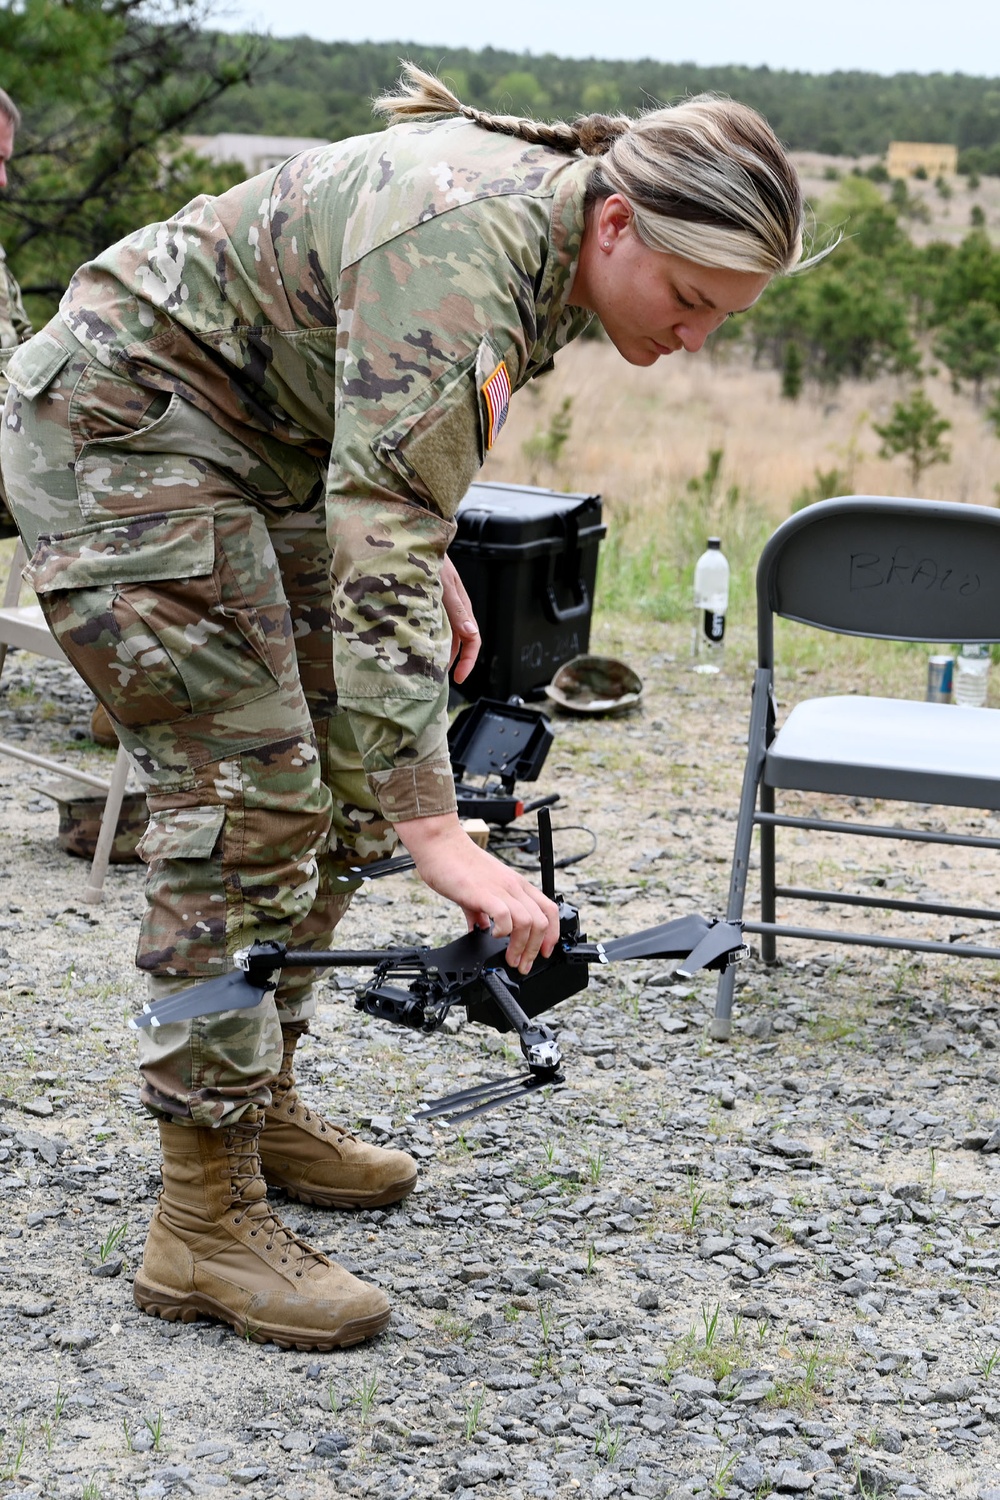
[33,779,148,862]
[544,655,643,716]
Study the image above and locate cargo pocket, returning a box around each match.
[26,509,283,729]
[136,804,226,866]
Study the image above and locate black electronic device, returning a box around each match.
[449,696,555,825]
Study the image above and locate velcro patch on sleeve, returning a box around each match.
[480,359,511,450]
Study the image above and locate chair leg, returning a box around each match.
[759,782,777,964]
[0,542,27,681]
[712,668,772,1040]
[81,743,133,905]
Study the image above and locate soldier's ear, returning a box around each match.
[596,195,633,249]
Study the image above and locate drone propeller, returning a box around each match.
[589,913,743,970]
[675,920,749,978]
[129,968,274,1030]
[129,927,512,1032]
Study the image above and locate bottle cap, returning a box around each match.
[707,537,721,549]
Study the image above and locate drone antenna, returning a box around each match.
[537,805,556,901]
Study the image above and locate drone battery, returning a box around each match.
[450,481,605,700]
[464,949,589,1032]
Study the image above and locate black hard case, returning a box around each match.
[449,481,605,701]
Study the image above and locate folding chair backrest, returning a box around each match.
[757,497,1000,665]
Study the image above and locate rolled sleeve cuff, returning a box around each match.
[367,754,458,824]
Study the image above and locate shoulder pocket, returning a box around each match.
[7,330,73,400]
[371,342,498,520]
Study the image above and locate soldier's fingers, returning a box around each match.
[450,621,482,683]
[503,888,560,974]
[441,556,481,680]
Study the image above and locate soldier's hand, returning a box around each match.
[394,812,559,974]
[441,556,481,684]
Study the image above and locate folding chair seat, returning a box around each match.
[0,539,135,903]
[712,495,1000,1040]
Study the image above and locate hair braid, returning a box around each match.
[373,62,628,157]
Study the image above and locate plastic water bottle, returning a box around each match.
[954,643,991,707]
[693,538,730,665]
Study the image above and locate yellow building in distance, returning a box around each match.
[887,141,958,178]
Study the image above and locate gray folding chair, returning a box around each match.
[0,539,135,903]
[712,495,1000,1040]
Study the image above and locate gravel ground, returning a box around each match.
[3,618,1000,1500]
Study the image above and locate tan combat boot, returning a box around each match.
[133,1107,391,1350]
[260,1021,418,1209]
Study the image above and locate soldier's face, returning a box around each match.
[572,196,771,367]
[0,117,13,191]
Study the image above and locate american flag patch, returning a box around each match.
[481,360,511,449]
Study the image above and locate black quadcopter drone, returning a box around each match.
[131,812,747,1123]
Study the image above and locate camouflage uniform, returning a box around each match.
[0,238,32,530]
[0,118,593,1124]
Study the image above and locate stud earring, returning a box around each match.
[603,240,611,249]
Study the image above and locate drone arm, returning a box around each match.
[481,969,562,1075]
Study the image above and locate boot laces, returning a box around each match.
[271,1075,357,1142]
[225,1115,327,1274]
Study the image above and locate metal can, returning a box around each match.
[927,655,954,703]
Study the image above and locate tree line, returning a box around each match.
[194,35,1000,165]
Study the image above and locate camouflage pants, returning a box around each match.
[1,324,397,1125]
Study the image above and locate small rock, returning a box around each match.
[670,1373,716,1396]
[925,1377,978,1402]
[456,1264,492,1284]
[49,1327,98,1350]
[314,1433,351,1458]
[446,1456,509,1488]
[699,1235,735,1260]
[22,1098,54,1118]
[770,1133,813,1160]
[773,1463,814,1492]
[733,1456,767,1490]
[90,1254,124,1279]
[279,1430,314,1453]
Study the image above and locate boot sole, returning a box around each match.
[263,1168,418,1210]
[132,1275,390,1351]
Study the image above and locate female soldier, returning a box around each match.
[1,67,808,1350]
